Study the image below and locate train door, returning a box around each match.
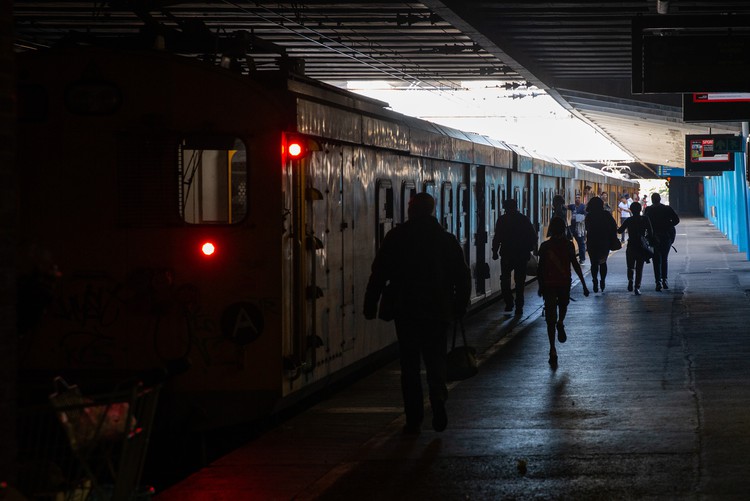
[486,169,507,298]
[457,182,470,266]
[441,181,454,233]
[473,166,489,296]
[538,175,557,244]
[422,180,440,214]
[339,145,360,360]
[402,180,417,223]
[510,171,529,215]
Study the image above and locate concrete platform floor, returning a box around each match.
[156,217,750,500]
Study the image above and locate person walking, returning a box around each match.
[617,201,654,295]
[492,198,538,317]
[584,196,618,293]
[537,217,590,368]
[567,194,587,263]
[618,193,632,243]
[644,192,680,291]
[363,193,471,435]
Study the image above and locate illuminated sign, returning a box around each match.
[685,134,736,176]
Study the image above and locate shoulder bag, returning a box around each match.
[640,235,654,259]
[446,320,478,381]
[525,254,539,276]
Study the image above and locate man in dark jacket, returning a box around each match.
[364,193,471,435]
[492,198,538,316]
[644,192,680,291]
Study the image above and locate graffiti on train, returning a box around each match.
[23,267,267,369]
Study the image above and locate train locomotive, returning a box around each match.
[15,46,637,431]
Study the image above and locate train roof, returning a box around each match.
[19,45,635,181]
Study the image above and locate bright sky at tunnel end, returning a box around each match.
[341,81,633,163]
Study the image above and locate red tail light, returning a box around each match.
[288,141,304,158]
[201,242,216,256]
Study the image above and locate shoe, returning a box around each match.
[515,307,523,317]
[592,280,599,293]
[432,401,447,432]
[579,258,585,264]
[600,279,605,292]
[655,282,662,292]
[634,288,641,296]
[627,280,633,292]
[662,279,669,290]
[548,351,558,368]
[557,322,567,343]
[504,303,514,312]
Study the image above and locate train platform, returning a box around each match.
[155,217,750,500]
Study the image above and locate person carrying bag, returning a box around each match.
[446,319,478,381]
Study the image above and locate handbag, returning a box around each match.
[446,320,478,382]
[525,254,539,276]
[640,235,654,259]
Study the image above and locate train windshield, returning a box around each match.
[178,137,247,224]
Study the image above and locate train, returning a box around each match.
[15,46,637,432]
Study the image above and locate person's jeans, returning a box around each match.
[395,318,448,427]
[500,254,528,308]
[652,235,672,283]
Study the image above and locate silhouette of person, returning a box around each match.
[567,194,587,263]
[644,193,680,291]
[537,217,589,367]
[584,196,618,293]
[364,193,471,435]
[491,198,538,317]
[550,194,571,240]
[617,201,654,295]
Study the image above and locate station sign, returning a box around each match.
[657,166,684,177]
[683,93,750,122]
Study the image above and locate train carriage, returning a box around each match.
[15,46,636,432]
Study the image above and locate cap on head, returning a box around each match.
[408,192,435,218]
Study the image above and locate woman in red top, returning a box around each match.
[538,217,590,367]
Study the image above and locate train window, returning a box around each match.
[376,180,394,249]
[442,182,453,232]
[401,180,417,223]
[179,137,247,225]
[422,181,440,218]
[522,187,529,216]
[489,186,496,235]
[458,183,469,244]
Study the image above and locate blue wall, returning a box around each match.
[703,151,750,259]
